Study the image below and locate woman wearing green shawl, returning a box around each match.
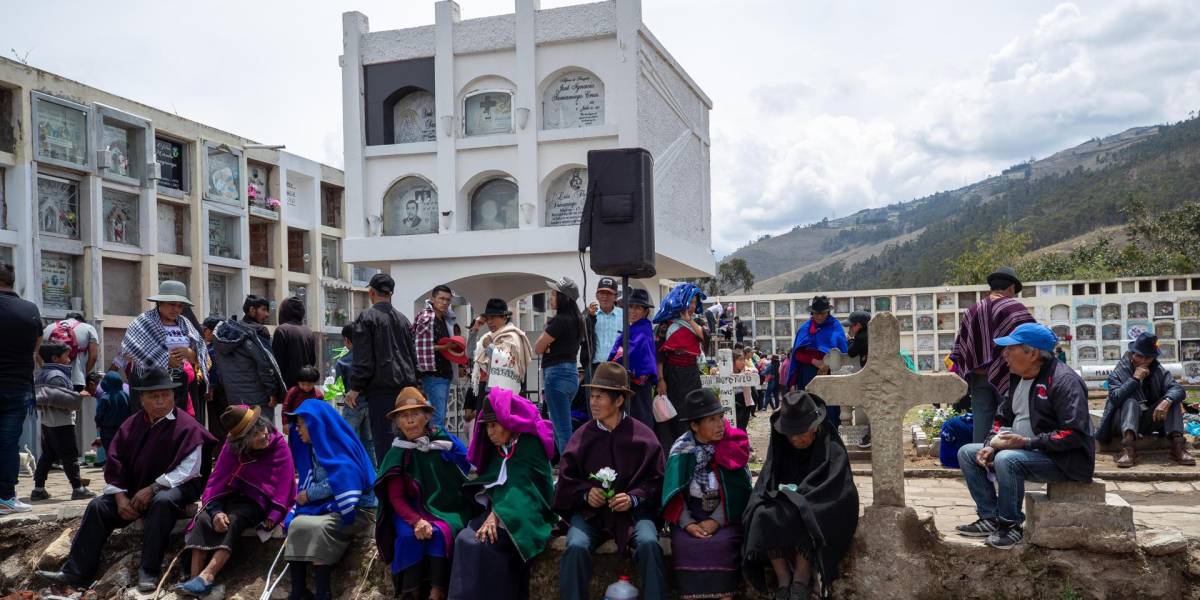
[373,388,475,600]
[449,388,558,600]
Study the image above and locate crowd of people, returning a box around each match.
[0,258,1194,597]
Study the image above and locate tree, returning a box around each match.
[718,258,755,293]
[945,226,1031,285]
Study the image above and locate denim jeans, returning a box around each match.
[968,373,1000,443]
[958,443,1069,525]
[0,389,29,500]
[421,375,452,431]
[341,401,377,468]
[18,399,38,459]
[543,362,580,453]
[559,514,667,600]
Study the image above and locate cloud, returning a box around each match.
[712,0,1200,256]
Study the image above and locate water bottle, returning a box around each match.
[604,575,638,600]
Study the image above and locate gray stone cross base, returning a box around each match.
[1025,481,1137,554]
[806,312,966,506]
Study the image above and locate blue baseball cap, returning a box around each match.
[994,323,1058,353]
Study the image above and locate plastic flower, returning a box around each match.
[267,197,281,209]
[589,467,618,498]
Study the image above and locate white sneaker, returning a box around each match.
[0,497,33,515]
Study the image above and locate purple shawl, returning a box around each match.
[468,388,556,469]
[105,408,215,493]
[948,296,1035,394]
[607,318,658,383]
[201,431,297,526]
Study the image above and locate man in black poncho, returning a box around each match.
[742,390,859,600]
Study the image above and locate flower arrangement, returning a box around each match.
[916,406,962,443]
[589,467,618,499]
[267,197,281,209]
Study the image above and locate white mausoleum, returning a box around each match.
[340,0,715,313]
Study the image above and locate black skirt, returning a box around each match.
[184,494,266,552]
[658,363,701,450]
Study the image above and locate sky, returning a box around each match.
[5,0,1200,256]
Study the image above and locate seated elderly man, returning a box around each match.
[955,323,1095,549]
[1097,332,1195,467]
[37,367,216,592]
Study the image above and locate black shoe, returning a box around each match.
[137,570,159,592]
[986,524,1024,549]
[35,570,90,588]
[71,487,97,500]
[30,488,50,502]
[955,517,1000,538]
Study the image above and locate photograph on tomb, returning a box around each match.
[37,175,80,239]
[156,137,186,191]
[917,355,935,371]
[1155,301,1175,317]
[898,315,913,332]
[1101,324,1121,341]
[1181,300,1200,319]
[1182,321,1200,339]
[1126,320,1151,340]
[1076,324,1096,341]
[205,145,241,205]
[545,168,588,227]
[470,178,518,231]
[1159,342,1177,361]
[1077,346,1098,361]
[382,176,438,235]
[208,273,228,317]
[1127,301,1148,319]
[34,95,89,167]
[157,203,188,256]
[896,295,913,311]
[936,293,954,309]
[1101,303,1121,321]
[1103,345,1122,361]
[101,123,133,178]
[102,188,139,247]
[774,301,791,317]
[874,297,891,312]
[936,312,955,330]
[464,91,513,136]
[916,314,934,331]
[1074,303,1096,320]
[247,163,273,212]
[916,294,934,311]
[1184,341,1200,361]
[392,90,436,143]
[1050,304,1070,321]
[542,70,604,129]
[917,335,934,352]
[853,298,870,312]
[1155,321,1176,340]
[834,297,850,314]
[40,253,76,311]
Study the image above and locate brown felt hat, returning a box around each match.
[582,361,631,396]
[221,405,261,440]
[387,387,434,417]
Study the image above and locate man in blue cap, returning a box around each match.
[1097,332,1193,467]
[953,323,1095,549]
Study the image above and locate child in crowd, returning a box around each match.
[281,365,323,426]
[732,349,760,430]
[94,370,132,466]
[31,342,95,501]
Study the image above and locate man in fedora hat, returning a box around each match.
[948,266,1035,443]
[344,273,420,461]
[553,361,668,600]
[413,284,457,429]
[1097,332,1193,467]
[37,366,216,592]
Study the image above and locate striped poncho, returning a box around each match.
[948,296,1035,395]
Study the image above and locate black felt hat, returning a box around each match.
[774,390,827,436]
[1128,332,1160,357]
[683,388,727,422]
[131,366,181,392]
[621,288,654,308]
[810,296,832,314]
[986,266,1023,294]
[480,298,511,317]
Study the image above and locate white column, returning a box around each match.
[515,0,540,230]
[341,12,369,239]
[614,0,642,148]
[434,1,460,232]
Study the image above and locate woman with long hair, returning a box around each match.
[534,278,585,453]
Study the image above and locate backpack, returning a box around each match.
[48,320,83,361]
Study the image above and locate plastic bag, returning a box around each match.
[1186,421,1200,437]
[653,394,677,422]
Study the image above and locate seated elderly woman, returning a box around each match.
[449,388,558,600]
[176,406,296,597]
[662,389,752,600]
[285,399,378,600]
[375,388,475,600]
[741,391,858,600]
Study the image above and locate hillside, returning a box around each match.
[725,120,1200,293]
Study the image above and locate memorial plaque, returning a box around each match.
[158,265,189,286]
[1101,324,1121,341]
[286,180,297,206]
[1183,341,1200,361]
[1181,321,1200,339]
[37,175,80,239]
[1126,320,1151,340]
[35,97,88,167]
[208,213,238,259]
[470,179,518,231]
[101,124,133,178]
[916,314,934,331]
[248,164,271,208]
[1181,300,1200,319]
[158,204,187,255]
[1127,302,1148,319]
[1155,301,1175,317]
[1155,321,1175,340]
[1075,303,1096,320]
[156,137,186,191]
[208,273,228,317]
[1183,361,1200,384]
[205,146,241,205]
[102,188,139,246]
[1078,346,1098,361]
[392,90,436,143]
[896,295,913,311]
[1101,303,1122,321]
[542,71,604,130]
[1159,342,1177,361]
[41,253,75,310]
[383,177,438,236]
[464,92,512,137]
[545,168,587,227]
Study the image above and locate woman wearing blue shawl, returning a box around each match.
[608,289,658,431]
[285,400,378,600]
[652,283,709,452]
[787,296,848,428]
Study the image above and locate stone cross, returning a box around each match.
[806,312,966,507]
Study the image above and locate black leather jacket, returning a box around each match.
[348,302,419,395]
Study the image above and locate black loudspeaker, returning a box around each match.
[578,148,656,279]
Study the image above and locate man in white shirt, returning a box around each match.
[42,312,99,391]
[37,367,217,592]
